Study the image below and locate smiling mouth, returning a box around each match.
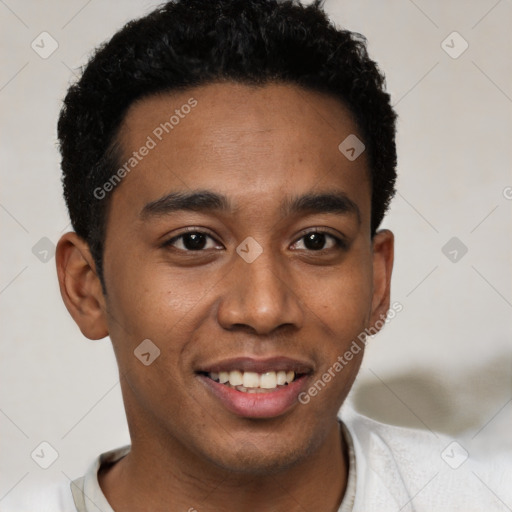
[200,370,300,393]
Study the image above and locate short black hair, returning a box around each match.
[57,0,397,285]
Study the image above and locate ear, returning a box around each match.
[55,232,109,340]
[369,229,394,332]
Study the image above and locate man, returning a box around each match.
[23,0,504,510]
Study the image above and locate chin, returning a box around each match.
[203,430,319,476]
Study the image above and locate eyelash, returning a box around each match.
[162,228,347,252]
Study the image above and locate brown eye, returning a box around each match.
[292,231,345,251]
[164,231,222,251]
[304,232,328,250]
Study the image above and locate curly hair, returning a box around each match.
[57,0,397,285]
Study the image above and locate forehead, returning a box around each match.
[110,82,371,225]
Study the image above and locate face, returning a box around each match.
[60,82,393,474]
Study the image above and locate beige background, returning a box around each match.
[1,0,511,502]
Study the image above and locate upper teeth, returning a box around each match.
[208,370,295,389]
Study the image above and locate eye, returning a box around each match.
[291,230,346,251]
[163,231,223,251]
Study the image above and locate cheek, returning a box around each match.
[104,273,196,406]
[104,262,213,368]
[107,260,199,325]
[307,260,374,339]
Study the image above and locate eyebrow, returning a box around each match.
[140,189,361,224]
[140,190,231,219]
[282,192,361,224]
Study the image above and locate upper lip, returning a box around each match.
[196,356,314,375]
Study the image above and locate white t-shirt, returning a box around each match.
[4,408,510,511]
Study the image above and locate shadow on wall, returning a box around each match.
[351,353,512,440]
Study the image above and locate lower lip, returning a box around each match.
[198,374,309,419]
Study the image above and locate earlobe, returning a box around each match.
[369,229,394,331]
[55,232,109,340]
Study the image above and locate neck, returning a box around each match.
[98,419,348,512]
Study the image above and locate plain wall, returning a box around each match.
[1,0,511,501]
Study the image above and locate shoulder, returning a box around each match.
[340,406,512,511]
[0,478,76,512]
[343,405,444,466]
[1,446,130,512]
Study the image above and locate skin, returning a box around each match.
[56,82,394,511]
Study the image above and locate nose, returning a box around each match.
[216,249,304,336]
